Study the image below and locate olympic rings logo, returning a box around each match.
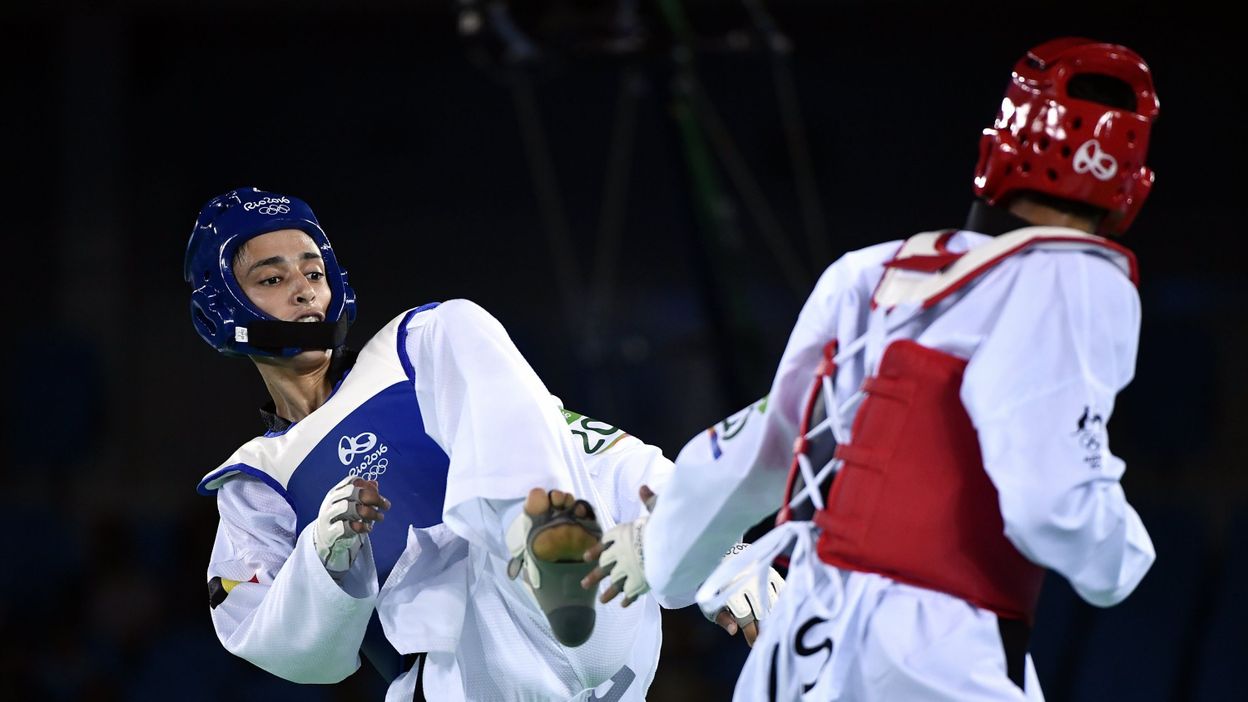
[351,457,389,481]
[257,204,290,216]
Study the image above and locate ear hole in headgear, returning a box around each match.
[194,306,218,335]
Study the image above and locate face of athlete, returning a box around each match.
[232,228,331,327]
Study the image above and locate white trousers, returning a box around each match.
[706,523,1045,702]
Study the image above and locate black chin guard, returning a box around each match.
[242,316,350,354]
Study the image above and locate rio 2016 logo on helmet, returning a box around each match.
[973,37,1160,235]
[183,187,357,357]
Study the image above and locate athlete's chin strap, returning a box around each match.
[239,316,351,352]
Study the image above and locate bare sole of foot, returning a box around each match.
[525,488,599,562]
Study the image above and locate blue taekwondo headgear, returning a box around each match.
[184,187,357,357]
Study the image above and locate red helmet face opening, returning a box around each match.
[973,38,1160,235]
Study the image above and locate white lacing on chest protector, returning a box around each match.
[697,302,929,626]
[786,303,927,515]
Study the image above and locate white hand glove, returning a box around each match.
[700,543,785,628]
[597,515,651,602]
[592,486,658,604]
[506,507,540,587]
[313,474,366,574]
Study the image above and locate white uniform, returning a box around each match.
[203,300,689,701]
[645,227,1156,700]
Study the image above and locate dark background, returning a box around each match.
[3,1,1243,700]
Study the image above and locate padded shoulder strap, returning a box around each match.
[872,226,1137,309]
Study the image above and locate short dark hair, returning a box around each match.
[232,240,250,268]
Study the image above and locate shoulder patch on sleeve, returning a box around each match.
[207,574,258,609]
[705,396,769,458]
[562,409,630,455]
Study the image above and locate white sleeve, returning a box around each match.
[208,476,379,683]
[961,251,1155,607]
[600,437,675,524]
[402,299,583,558]
[645,257,853,599]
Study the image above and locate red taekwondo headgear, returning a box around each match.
[973,37,1160,235]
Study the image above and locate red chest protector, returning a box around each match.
[815,340,1043,621]
[787,227,1137,623]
